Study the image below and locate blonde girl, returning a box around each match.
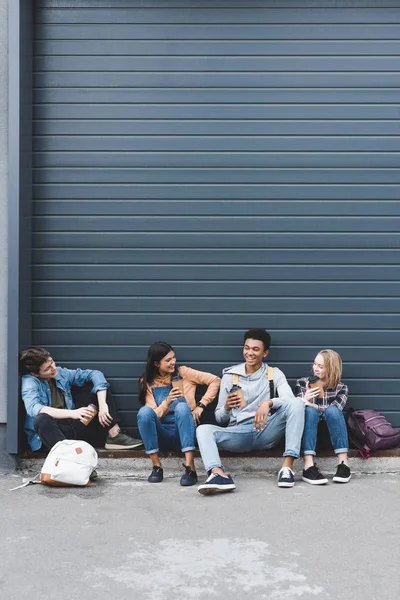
[295,349,351,485]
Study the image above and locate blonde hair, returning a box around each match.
[317,349,342,389]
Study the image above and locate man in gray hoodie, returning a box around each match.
[196,329,304,494]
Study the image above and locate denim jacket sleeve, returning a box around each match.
[21,376,47,419]
[59,367,110,394]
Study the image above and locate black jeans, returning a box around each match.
[34,387,119,450]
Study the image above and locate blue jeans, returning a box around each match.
[137,402,196,454]
[301,405,348,455]
[196,399,305,472]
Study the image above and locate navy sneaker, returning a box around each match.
[277,467,295,488]
[180,464,198,487]
[148,466,163,483]
[198,472,236,495]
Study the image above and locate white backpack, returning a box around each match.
[40,440,98,487]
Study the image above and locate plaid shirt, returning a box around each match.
[295,377,348,412]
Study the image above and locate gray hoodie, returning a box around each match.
[215,362,295,426]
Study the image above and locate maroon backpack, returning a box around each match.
[346,408,400,458]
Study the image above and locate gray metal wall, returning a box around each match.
[0,0,8,425]
[32,0,400,434]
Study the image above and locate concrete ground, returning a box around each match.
[0,471,399,600]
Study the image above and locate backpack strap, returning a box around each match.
[232,368,276,398]
[267,366,276,399]
[346,429,371,459]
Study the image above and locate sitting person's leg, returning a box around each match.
[279,398,305,487]
[301,405,320,466]
[300,406,328,485]
[196,421,253,494]
[137,405,164,481]
[137,403,197,486]
[173,401,198,486]
[252,399,305,487]
[73,385,142,449]
[33,412,76,450]
[323,405,351,483]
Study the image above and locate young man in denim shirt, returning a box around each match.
[196,329,305,494]
[20,347,143,453]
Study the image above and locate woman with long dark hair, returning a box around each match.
[137,342,220,485]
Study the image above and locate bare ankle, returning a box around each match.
[303,457,314,469]
[211,467,228,478]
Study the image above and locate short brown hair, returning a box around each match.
[19,347,51,375]
[318,349,342,388]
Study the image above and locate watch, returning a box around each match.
[198,402,206,410]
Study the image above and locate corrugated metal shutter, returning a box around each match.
[32,0,400,434]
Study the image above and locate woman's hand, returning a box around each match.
[166,388,183,406]
[192,406,204,426]
[98,404,113,427]
[303,386,320,404]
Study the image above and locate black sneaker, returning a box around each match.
[333,461,351,483]
[302,464,328,486]
[198,472,236,495]
[148,466,163,483]
[180,464,198,487]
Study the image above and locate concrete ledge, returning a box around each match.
[18,448,400,477]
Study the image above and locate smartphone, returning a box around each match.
[228,384,246,409]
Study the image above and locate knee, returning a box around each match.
[196,424,211,443]
[286,397,305,415]
[137,405,155,425]
[324,405,342,422]
[305,405,320,422]
[174,401,191,418]
[33,412,52,431]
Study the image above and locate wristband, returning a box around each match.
[198,402,207,410]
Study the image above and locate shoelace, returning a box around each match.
[182,463,195,475]
[308,465,320,474]
[280,467,292,478]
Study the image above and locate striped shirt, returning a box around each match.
[295,377,349,412]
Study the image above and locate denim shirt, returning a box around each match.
[21,367,110,451]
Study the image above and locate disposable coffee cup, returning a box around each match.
[308,377,324,399]
[80,403,98,426]
[171,375,184,396]
[229,385,246,409]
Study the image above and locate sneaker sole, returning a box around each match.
[198,484,236,495]
[278,481,295,488]
[180,479,198,487]
[332,474,351,483]
[302,476,328,485]
[105,442,143,450]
